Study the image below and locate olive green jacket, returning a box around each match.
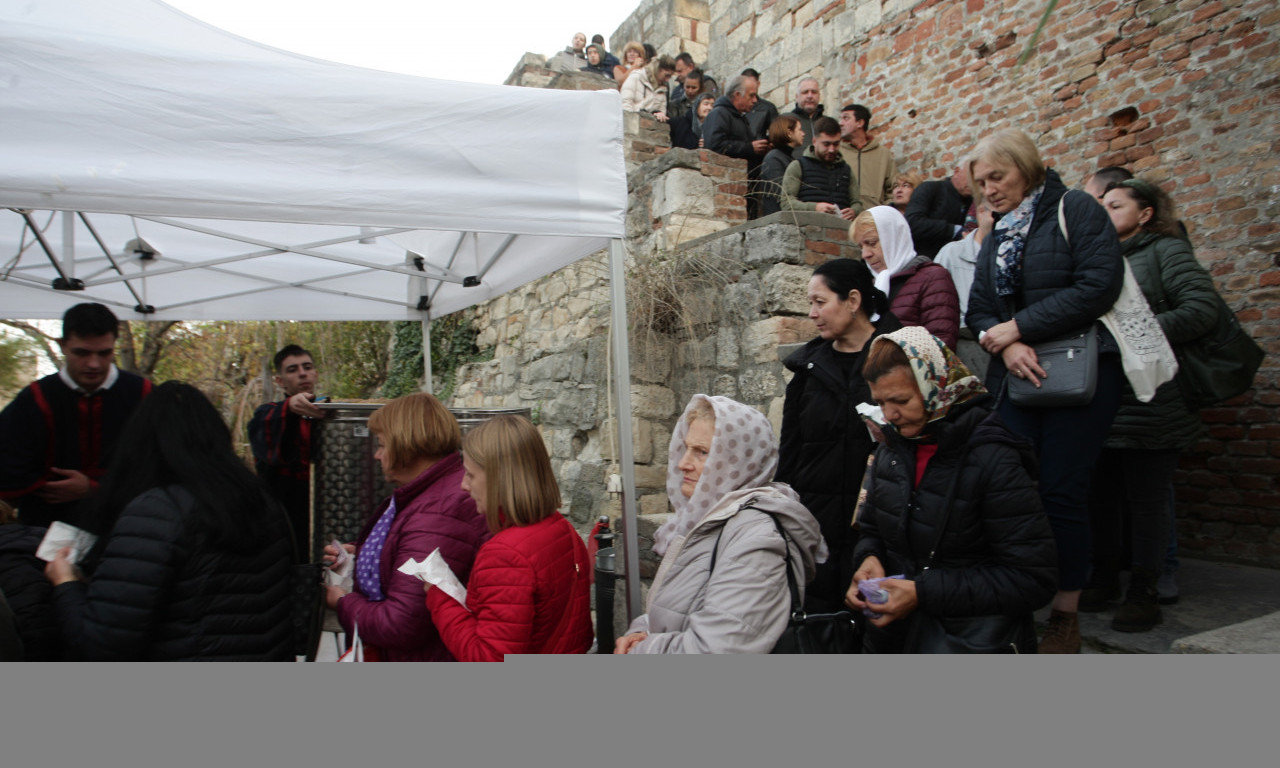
[1106,232,1218,450]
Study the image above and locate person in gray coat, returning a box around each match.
[615,395,825,654]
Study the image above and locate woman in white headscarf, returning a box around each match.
[851,206,961,349]
[615,395,825,654]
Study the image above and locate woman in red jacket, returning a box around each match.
[324,393,489,661]
[425,414,592,660]
[852,206,961,350]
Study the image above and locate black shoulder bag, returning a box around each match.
[707,502,861,654]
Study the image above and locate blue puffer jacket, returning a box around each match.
[52,486,293,661]
[966,169,1123,393]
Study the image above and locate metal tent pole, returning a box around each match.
[607,238,642,620]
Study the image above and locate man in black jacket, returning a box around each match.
[704,75,770,218]
[0,303,151,528]
[904,165,974,259]
[248,344,325,561]
[786,76,825,159]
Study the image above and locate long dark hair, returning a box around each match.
[812,257,889,320]
[85,381,284,551]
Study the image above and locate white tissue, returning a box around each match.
[327,539,354,589]
[35,521,97,563]
[398,548,468,608]
[855,402,886,425]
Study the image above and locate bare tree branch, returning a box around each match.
[0,320,61,369]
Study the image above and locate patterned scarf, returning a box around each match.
[871,326,986,433]
[992,184,1045,298]
[354,495,398,602]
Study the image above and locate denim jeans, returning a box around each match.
[998,354,1123,591]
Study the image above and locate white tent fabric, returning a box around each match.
[0,0,626,320]
[0,0,645,618]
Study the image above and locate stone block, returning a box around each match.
[662,216,731,246]
[654,168,716,218]
[737,366,784,404]
[767,396,785,436]
[524,350,586,383]
[631,384,677,419]
[599,417,655,464]
[744,222,807,266]
[640,493,671,517]
[722,271,765,325]
[763,263,814,315]
[634,463,669,490]
[716,325,740,369]
[542,387,598,430]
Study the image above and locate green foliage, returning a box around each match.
[381,311,491,403]
[381,320,425,399]
[0,333,38,406]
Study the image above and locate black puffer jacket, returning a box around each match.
[777,313,903,611]
[852,397,1057,620]
[52,486,293,661]
[702,96,760,169]
[966,169,1123,393]
[0,524,60,660]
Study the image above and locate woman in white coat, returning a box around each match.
[620,56,676,122]
[615,395,825,654]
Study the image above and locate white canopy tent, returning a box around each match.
[0,0,644,616]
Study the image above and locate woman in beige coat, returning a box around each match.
[615,395,825,654]
[619,56,676,122]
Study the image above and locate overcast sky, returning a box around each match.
[165,0,637,85]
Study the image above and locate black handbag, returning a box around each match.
[1006,327,1098,408]
[706,504,861,654]
[1158,290,1264,409]
[767,510,861,655]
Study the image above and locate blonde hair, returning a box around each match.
[894,171,923,189]
[967,128,1046,197]
[684,398,716,427]
[849,209,879,243]
[622,41,646,65]
[0,499,16,525]
[463,414,561,533]
[367,393,461,471]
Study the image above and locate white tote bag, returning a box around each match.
[1059,198,1178,403]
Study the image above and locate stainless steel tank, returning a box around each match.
[308,403,532,560]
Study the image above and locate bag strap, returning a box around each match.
[708,501,804,620]
[915,442,972,572]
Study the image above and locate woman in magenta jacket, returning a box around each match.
[852,206,961,350]
[324,393,489,661]
[426,414,592,660]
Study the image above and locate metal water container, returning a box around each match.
[308,403,532,560]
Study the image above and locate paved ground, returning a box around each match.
[1035,557,1280,654]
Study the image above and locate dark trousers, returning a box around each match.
[998,354,1123,591]
[1089,448,1180,575]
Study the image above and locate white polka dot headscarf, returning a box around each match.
[652,395,779,556]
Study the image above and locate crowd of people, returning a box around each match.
[0,38,1229,657]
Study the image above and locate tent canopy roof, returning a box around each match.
[0,0,626,321]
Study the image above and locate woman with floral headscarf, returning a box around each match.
[615,395,825,654]
[851,206,961,349]
[845,327,1057,653]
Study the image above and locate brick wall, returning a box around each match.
[688,0,1280,566]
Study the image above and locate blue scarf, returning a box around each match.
[992,184,1045,298]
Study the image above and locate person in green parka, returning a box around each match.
[1082,179,1218,632]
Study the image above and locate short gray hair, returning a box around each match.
[798,76,820,90]
[725,75,751,98]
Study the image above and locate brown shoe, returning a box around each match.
[1038,609,1080,654]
